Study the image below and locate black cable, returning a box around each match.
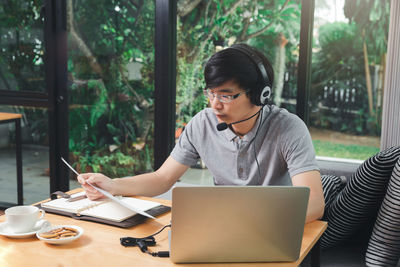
[143,224,171,239]
[244,105,266,184]
[248,105,274,185]
[120,224,171,257]
[231,108,262,125]
[251,107,263,184]
[252,110,263,184]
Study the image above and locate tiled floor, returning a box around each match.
[0,145,75,205]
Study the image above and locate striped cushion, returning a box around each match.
[321,146,400,249]
[320,174,345,211]
[366,158,400,266]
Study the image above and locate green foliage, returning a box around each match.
[0,0,44,93]
[67,0,155,176]
[318,22,358,52]
[344,0,390,62]
[71,142,153,178]
[310,0,390,137]
[312,22,361,83]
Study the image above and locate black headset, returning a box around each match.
[228,44,272,106]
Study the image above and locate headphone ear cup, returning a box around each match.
[260,86,271,105]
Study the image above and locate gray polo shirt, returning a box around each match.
[170,105,319,186]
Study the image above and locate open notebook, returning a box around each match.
[41,191,162,223]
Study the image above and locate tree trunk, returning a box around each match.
[273,33,288,107]
[178,0,203,17]
[378,53,386,110]
[66,0,103,76]
[362,31,374,116]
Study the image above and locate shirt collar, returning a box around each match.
[223,128,238,141]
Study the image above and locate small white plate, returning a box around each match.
[0,220,51,239]
[36,225,83,245]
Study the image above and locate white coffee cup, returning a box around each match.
[5,206,45,233]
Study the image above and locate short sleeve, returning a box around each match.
[280,116,319,177]
[170,116,201,167]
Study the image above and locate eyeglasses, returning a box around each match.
[203,89,249,103]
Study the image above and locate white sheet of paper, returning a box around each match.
[86,182,156,219]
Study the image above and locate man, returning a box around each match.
[78,43,325,223]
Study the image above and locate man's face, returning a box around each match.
[207,80,258,125]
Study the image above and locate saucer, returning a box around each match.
[0,220,51,239]
[36,225,83,245]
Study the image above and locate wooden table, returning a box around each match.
[0,112,23,208]
[0,189,327,267]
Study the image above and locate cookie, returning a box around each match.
[40,227,79,239]
[39,232,60,239]
[63,227,78,233]
[60,233,76,238]
[49,227,64,234]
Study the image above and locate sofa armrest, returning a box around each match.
[317,159,360,179]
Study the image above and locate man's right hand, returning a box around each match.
[77,173,115,200]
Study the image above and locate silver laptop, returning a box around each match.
[170,186,309,263]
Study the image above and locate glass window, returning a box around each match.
[0,105,50,204]
[0,0,50,205]
[67,0,155,186]
[0,1,45,93]
[309,0,390,161]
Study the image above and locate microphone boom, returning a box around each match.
[216,108,262,131]
[216,122,228,131]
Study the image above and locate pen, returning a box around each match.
[61,157,79,176]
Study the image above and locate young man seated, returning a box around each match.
[78,43,325,224]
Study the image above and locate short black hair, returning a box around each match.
[204,44,274,101]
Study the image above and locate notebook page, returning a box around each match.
[41,191,104,213]
[81,197,161,222]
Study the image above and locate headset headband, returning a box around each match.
[229,44,272,105]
